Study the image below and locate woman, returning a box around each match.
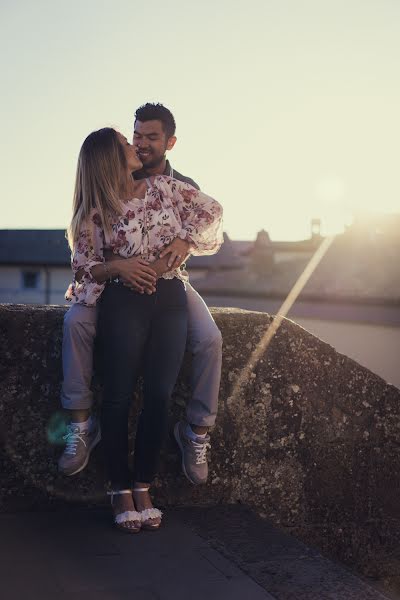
[66,127,223,532]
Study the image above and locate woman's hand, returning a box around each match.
[114,257,157,294]
[159,238,190,270]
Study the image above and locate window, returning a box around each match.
[22,270,40,289]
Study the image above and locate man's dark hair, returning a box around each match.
[135,103,176,139]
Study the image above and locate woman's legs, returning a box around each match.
[99,278,187,525]
[133,278,188,485]
[98,283,153,490]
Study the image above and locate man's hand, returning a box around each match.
[159,238,190,270]
[109,255,157,294]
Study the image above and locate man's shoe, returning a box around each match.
[58,418,101,476]
[174,421,210,485]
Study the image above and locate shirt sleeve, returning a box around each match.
[169,179,224,256]
[67,210,106,306]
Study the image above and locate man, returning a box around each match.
[133,104,199,189]
[59,103,222,485]
[132,103,222,484]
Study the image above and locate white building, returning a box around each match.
[0,230,72,305]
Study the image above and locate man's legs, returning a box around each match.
[61,303,98,410]
[185,282,222,428]
[174,282,222,484]
[58,303,100,475]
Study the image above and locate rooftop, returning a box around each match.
[0,229,70,266]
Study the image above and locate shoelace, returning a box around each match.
[63,426,87,456]
[192,440,211,465]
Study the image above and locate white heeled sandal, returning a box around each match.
[107,489,142,534]
[132,487,163,530]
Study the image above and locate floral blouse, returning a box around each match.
[65,176,223,306]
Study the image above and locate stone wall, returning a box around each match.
[1,304,400,587]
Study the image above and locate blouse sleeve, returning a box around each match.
[66,210,106,306]
[170,179,224,256]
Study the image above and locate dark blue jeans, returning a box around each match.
[98,278,187,488]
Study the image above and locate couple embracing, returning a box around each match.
[59,103,224,533]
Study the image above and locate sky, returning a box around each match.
[1,0,399,241]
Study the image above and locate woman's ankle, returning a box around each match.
[132,481,150,491]
[112,491,134,511]
[132,484,153,509]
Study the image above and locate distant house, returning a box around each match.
[0,229,246,304]
[187,232,245,280]
[240,229,321,276]
[0,230,71,305]
[0,229,352,304]
[346,212,400,241]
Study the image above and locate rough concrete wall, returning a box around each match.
[1,304,399,586]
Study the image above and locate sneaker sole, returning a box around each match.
[62,428,102,477]
[173,423,201,486]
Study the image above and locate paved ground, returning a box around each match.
[0,504,395,600]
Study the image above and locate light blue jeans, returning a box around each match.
[61,282,222,427]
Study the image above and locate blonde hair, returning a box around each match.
[67,127,127,251]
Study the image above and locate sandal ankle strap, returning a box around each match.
[107,489,132,496]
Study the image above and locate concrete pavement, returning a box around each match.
[0,505,395,600]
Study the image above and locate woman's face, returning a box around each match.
[117,133,142,172]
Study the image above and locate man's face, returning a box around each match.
[133,119,175,169]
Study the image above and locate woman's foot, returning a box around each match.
[108,490,141,534]
[132,486,162,530]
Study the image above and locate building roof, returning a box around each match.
[1,228,399,304]
[194,232,400,303]
[188,232,245,270]
[0,230,70,266]
[0,229,244,270]
[0,229,320,268]
[234,235,321,256]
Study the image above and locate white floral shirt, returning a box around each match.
[65,176,223,306]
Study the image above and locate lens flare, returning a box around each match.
[230,235,335,399]
[46,411,69,446]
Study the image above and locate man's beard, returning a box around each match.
[141,153,166,170]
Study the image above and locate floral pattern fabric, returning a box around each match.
[65,176,223,306]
